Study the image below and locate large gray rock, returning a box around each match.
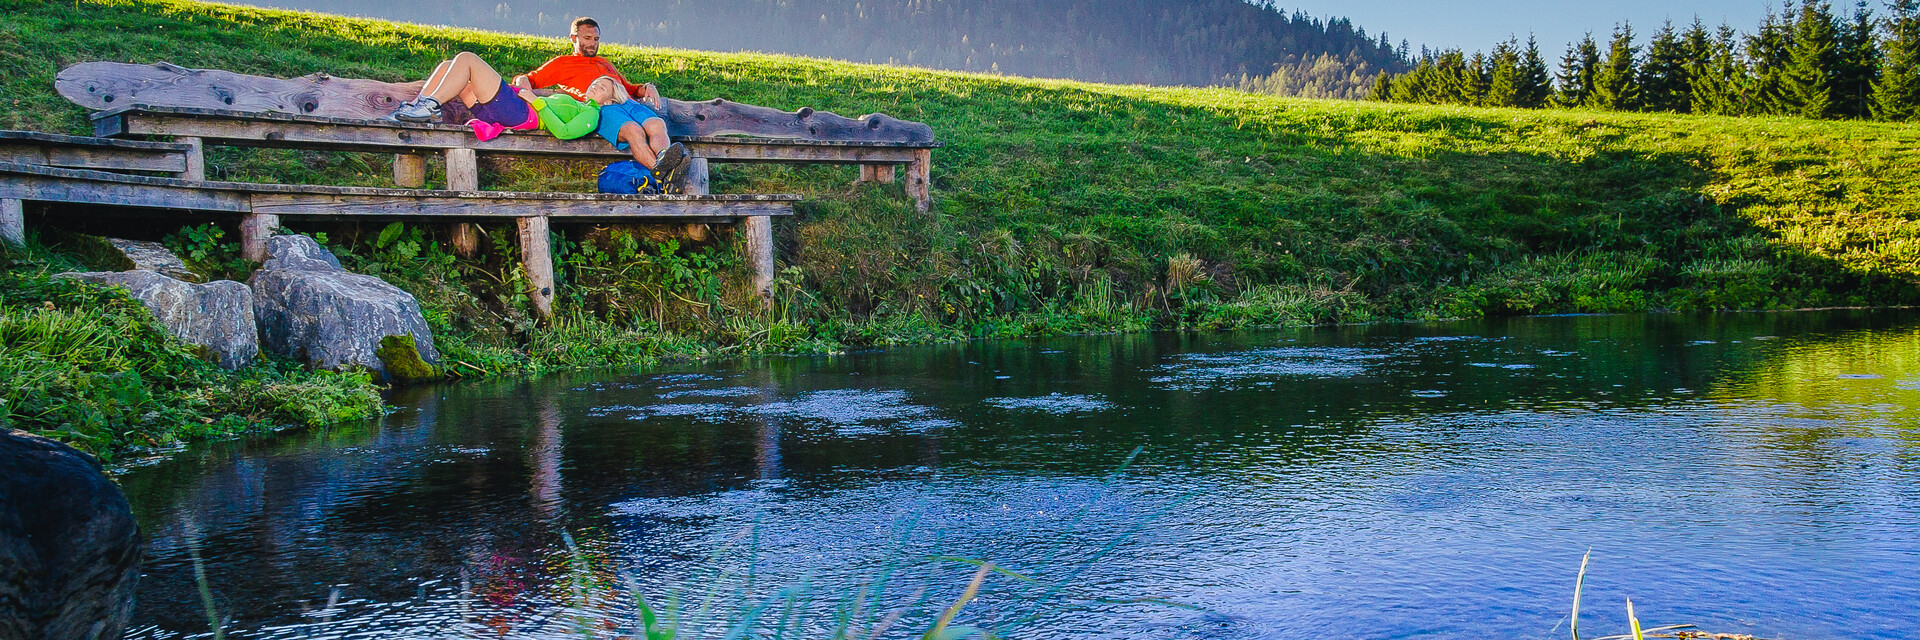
[0,429,144,640]
[102,238,197,282]
[59,270,259,369]
[248,235,439,378]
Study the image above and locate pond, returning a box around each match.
[117,311,1920,639]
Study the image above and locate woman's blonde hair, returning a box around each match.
[589,76,631,105]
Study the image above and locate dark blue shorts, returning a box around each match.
[469,81,532,127]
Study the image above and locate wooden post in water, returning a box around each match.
[906,149,931,212]
[1,198,23,246]
[240,213,278,262]
[443,148,480,257]
[517,215,554,319]
[857,164,896,184]
[742,215,775,301]
[393,153,427,188]
[180,136,206,181]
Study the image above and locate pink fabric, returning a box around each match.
[468,104,541,141]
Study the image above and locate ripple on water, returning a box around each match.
[1150,347,1389,390]
[983,393,1117,414]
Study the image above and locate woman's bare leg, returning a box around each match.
[417,52,503,106]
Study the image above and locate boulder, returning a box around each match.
[58,270,259,369]
[101,238,198,282]
[248,235,439,379]
[0,429,144,640]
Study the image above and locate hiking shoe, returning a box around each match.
[651,143,690,189]
[391,97,442,122]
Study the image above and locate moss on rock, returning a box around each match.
[376,334,441,383]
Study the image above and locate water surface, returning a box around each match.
[119,312,1920,639]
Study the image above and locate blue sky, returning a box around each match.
[1283,0,1792,54]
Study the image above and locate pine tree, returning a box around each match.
[1872,0,1920,119]
[1590,22,1641,110]
[1556,33,1602,107]
[1690,23,1749,115]
[1832,1,1880,118]
[1782,0,1841,119]
[1747,7,1797,115]
[1367,69,1395,101]
[1640,21,1693,111]
[1516,36,1555,108]
[1485,39,1522,106]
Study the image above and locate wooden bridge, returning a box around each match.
[4,64,939,318]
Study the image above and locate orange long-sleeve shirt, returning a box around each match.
[524,55,644,102]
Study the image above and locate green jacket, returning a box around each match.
[529,94,600,140]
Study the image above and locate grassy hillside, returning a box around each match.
[5,0,1920,454]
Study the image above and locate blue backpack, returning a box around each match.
[597,160,660,194]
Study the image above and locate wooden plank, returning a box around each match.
[240,213,278,262]
[0,130,191,151]
[392,154,427,188]
[907,148,932,213]
[1,198,21,246]
[62,63,936,142]
[0,168,249,212]
[741,215,775,300]
[0,136,189,173]
[249,193,792,218]
[518,216,554,319]
[97,108,933,162]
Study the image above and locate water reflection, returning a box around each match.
[117,311,1920,639]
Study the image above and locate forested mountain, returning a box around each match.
[238,0,1408,94]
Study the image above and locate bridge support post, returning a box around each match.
[181,137,206,181]
[742,215,774,302]
[906,149,930,213]
[444,148,480,257]
[1,198,22,246]
[393,153,427,188]
[857,164,896,184]
[240,212,278,262]
[682,157,712,241]
[517,215,554,320]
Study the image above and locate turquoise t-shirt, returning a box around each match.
[596,100,664,150]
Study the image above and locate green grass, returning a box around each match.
[0,236,383,461]
[5,0,1920,453]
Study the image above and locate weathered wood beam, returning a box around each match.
[518,216,555,319]
[741,215,775,301]
[1,198,22,246]
[906,149,932,213]
[60,62,935,143]
[858,164,897,184]
[180,136,205,181]
[240,213,278,262]
[58,61,425,120]
[393,153,427,188]
[442,148,480,257]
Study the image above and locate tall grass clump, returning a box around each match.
[0,235,382,461]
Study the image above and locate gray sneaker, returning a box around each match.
[390,97,442,122]
[652,143,690,191]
